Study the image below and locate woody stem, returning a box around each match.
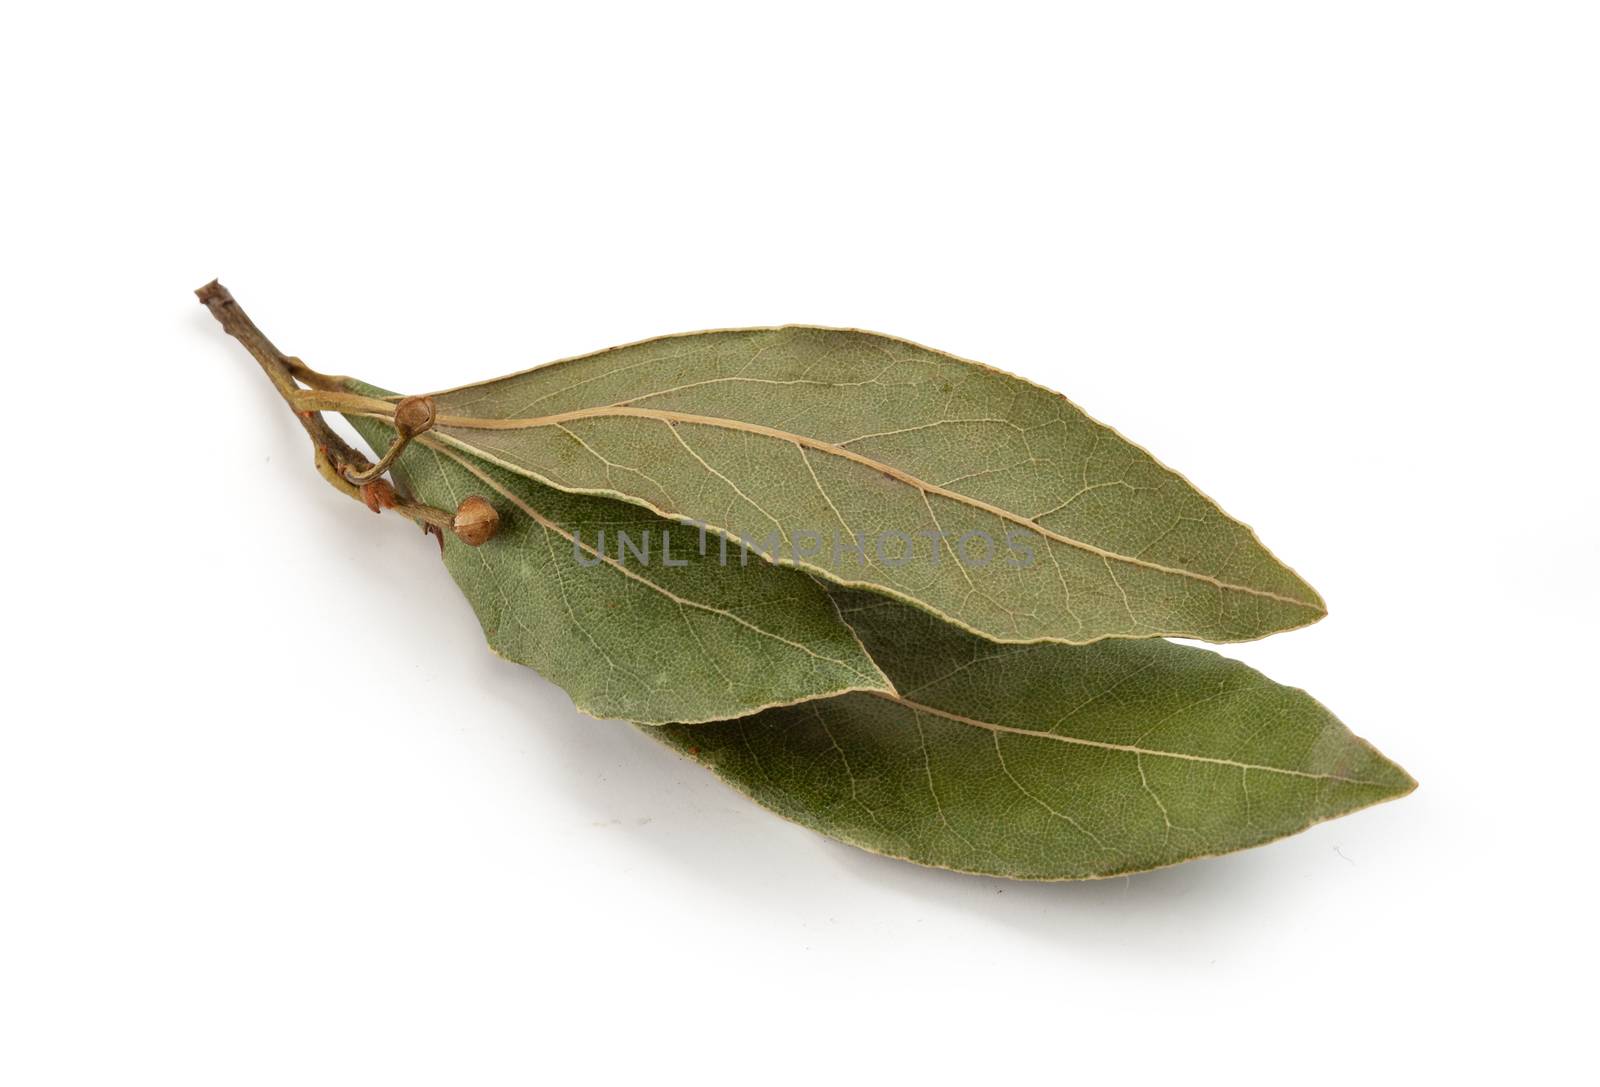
[196,279,452,537]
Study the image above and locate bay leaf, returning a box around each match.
[346,410,893,725]
[646,590,1412,879]
[370,328,1324,646]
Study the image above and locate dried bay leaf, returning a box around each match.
[646,591,1412,879]
[370,327,1325,646]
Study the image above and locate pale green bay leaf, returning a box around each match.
[346,412,892,725]
[416,327,1324,645]
[645,591,1412,879]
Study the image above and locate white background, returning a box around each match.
[3,2,1596,1083]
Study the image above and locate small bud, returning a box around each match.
[360,479,397,513]
[452,496,499,546]
[393,395,437,439]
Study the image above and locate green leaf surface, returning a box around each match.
[347,411,893,725]
[646,591,1412,879]
[412,327,1324,645]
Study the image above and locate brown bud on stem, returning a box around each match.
[341,395,437,486]
[451,496,500,546]
[393,395,437,439]
[360,479,398,513]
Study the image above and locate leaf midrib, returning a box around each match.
[425,403,1323,612]
[870,692,1396,787]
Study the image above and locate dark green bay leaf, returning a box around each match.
[346,412,892,725]
[379,327,1324,646]
[646,591,1412,879]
